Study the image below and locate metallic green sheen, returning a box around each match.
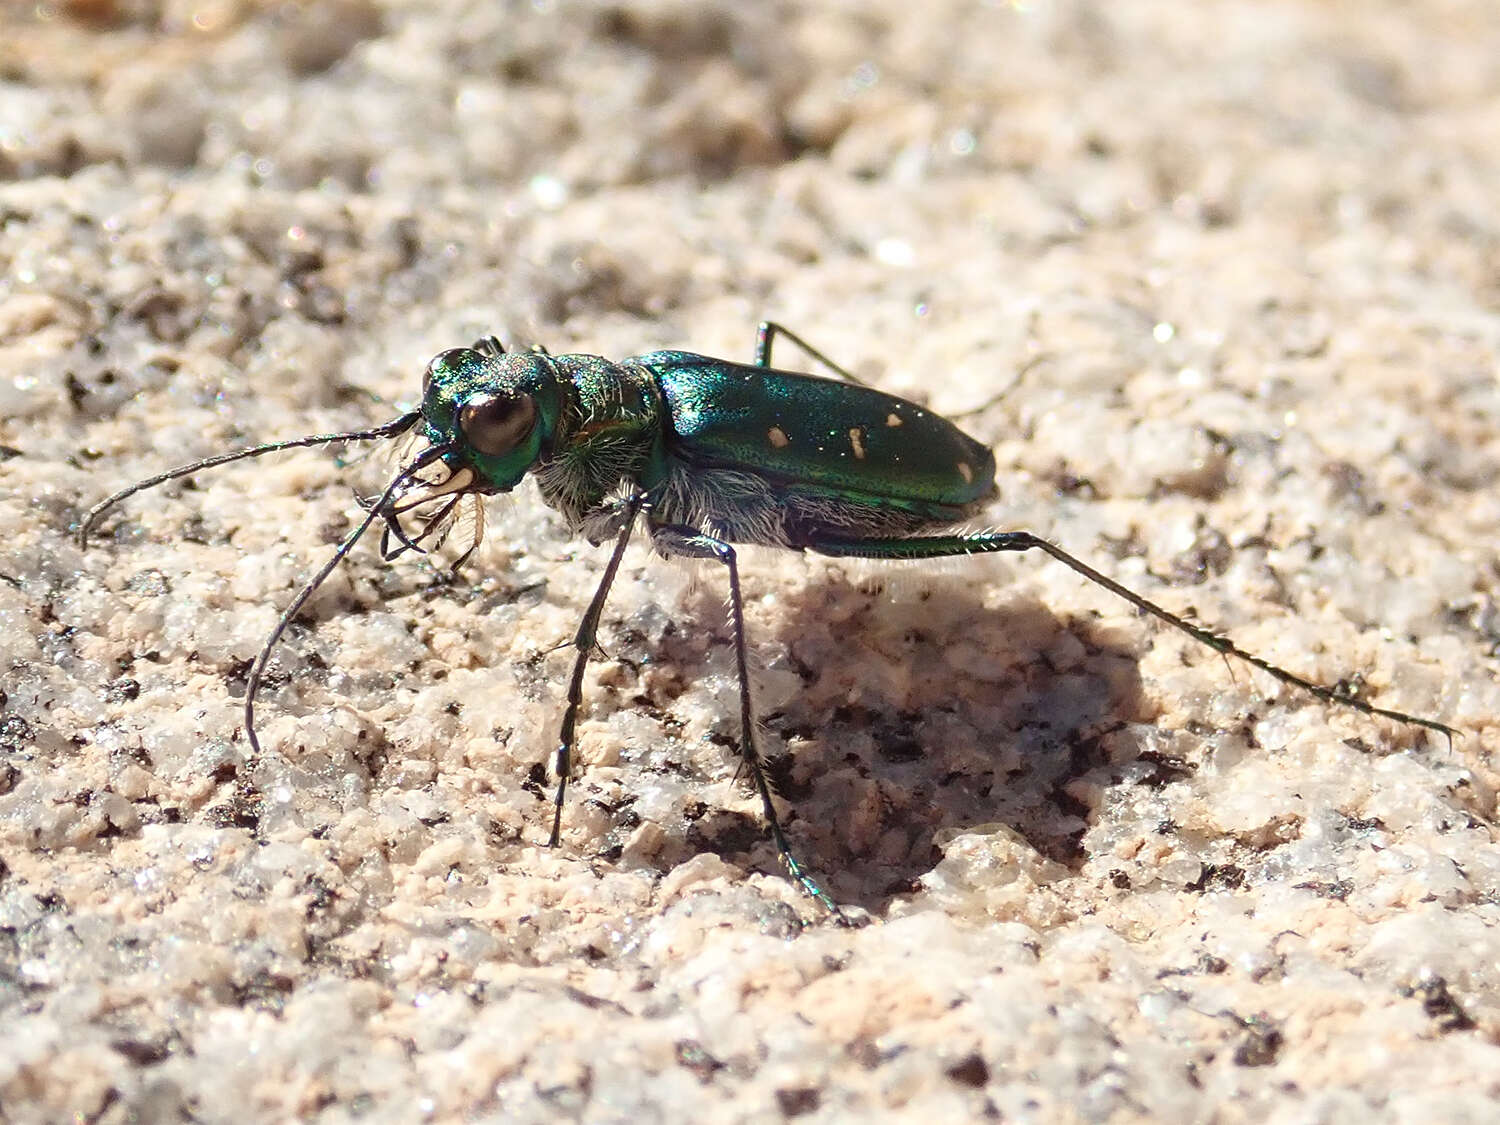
[422,347,668,527]
[641,351,997,509]
[420,348,555,492]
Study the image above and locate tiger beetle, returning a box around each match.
[79,322,1455,915]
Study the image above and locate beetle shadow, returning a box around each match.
[670,569,1160,914]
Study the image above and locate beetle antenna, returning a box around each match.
[77,411,422,546]
[243,443,450,756]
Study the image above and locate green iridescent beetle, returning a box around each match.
[80,323,1453,913]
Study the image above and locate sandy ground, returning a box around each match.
[3,1,1500,1121]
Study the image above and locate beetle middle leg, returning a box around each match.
[649,519,843,916]
[754,321,867,387]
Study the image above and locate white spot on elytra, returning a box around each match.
[957,461,974,484]
[885,413,902,428]
[849,427,867,459]
[768,426,790,448]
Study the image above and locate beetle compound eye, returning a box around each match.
[459,392,538,456]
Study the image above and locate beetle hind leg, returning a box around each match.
[807,530,1453,740]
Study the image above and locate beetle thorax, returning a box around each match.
[530,357,667,530]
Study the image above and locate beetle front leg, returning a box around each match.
[649,520,843,917]
[549,493,644,846]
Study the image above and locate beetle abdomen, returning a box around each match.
[646,353,997,513]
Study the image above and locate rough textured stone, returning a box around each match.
[2,1,1498,1121]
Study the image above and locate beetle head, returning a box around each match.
[420,346,561,491]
